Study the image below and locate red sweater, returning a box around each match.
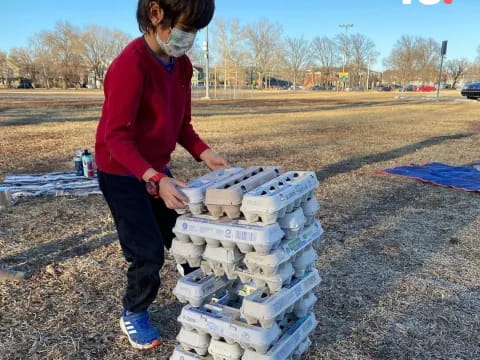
[95,37,209,180]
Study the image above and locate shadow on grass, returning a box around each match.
[0,114,100,127]
[315,133,475,181]
[0,228,117,274]
[193,99,426,118]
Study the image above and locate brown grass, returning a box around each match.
[0,89,479,359]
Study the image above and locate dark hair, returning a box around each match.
[137,0,215,33]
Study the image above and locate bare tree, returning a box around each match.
[31,34,56,88]
[445,58,470,88]
[335,33,351,73]
[415,38,439,83]
[385,35,439,85]
[43,21,86,88]
[213,18,246,89]
[0,51,6,87]
[9,47,37,82]
[244,19,282,89]
[348,33,378,86]
[82,25,130,88]
[282,36,310,88]
[311,36,340,77]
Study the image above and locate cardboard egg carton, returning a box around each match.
[170,238,205,268]
[201,246,244,280]
[208,338,245,360]
[178,303,282,354]
[236,262,295,293]
[240,270,321,328]
[173,269,235,308]
[176,327,212,356]
[173,214,285,255]
[241,313,317,360]
[302,196,320,227]
[240,171,319,225]
[205,166,282,219]
[277,208,306,240]
[292,337,312,360]
[170,345,213,360]
[292,247,318,278]
[178,168,244,215]
[243,220,323,277]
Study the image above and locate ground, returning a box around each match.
[0,89,479,360]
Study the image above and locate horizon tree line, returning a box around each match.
[1,19,479,89]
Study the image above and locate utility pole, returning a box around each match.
[339,24,354,73]
[339,24,353,90]
[366,56,371,91]
[203,27,210,99]
[436,40,448,103]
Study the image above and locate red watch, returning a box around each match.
[146,173,163,199]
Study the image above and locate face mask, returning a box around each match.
[155,27,196,58]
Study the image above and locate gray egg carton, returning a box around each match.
[173,268,235,308]
[243,220,323,277]
[178,168,244,215]
[170,238,206,268]
[241,312,317,360]
[240,270,322,328]
[178,303,281,354]
[176,327,211,356]
[173,214,285,255]
[241,171,319,224]
[201,246,245,280]
[302,196,320,226]
[208,338,245,360]
[236,262,296,293]
[205,166,282,219]
[170,345,213,360]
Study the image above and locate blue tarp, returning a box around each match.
[377,162,480,192]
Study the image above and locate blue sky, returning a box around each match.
[0,0,478,69]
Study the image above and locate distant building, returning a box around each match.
[0,60,20,88]
[192,66,205,87]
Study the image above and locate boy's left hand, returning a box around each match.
[200,149,229,170]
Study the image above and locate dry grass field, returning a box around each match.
[0,89,479,360]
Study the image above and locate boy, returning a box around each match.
[95,0,227,350]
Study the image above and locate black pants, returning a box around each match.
[98,170,179,313]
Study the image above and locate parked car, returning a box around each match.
[310,85,326,91]
[402,84,418,92]
[376,85,392,92]
[461,82,480,100]
[416,85,436,92]
[17,78,34,89]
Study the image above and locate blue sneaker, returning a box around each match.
[120,310,161,350]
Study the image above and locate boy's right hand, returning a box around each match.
[158,177,189,210]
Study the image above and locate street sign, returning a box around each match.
[338,72,349,83]
[441,40,448,56]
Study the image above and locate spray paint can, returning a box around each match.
[82,149,95,178]
[74,150,84,176]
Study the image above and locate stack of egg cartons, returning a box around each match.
[169,167,323,360]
